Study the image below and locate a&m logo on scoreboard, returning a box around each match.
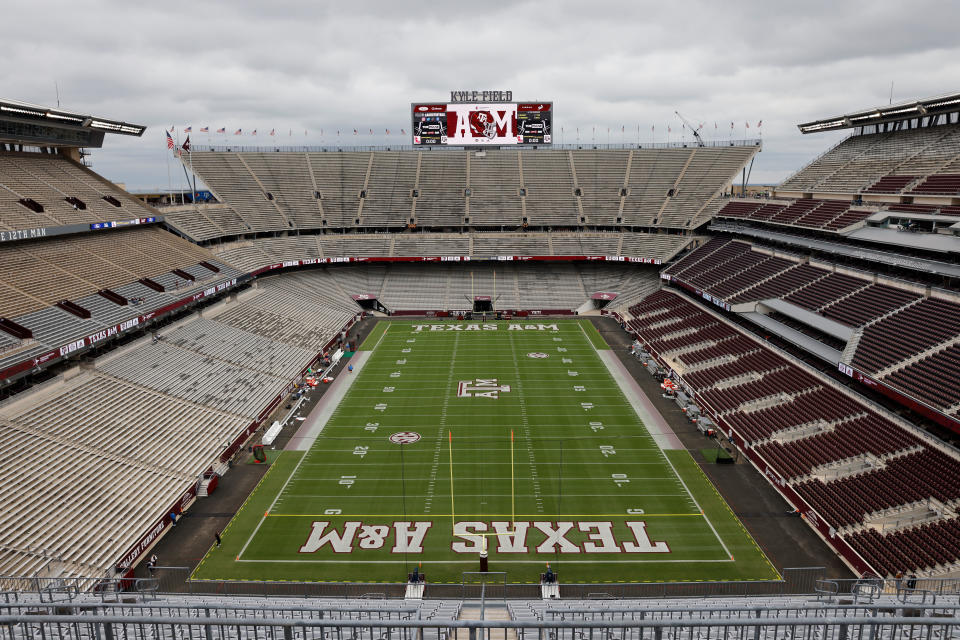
[457,378,511,399]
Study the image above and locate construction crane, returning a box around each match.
[674,111,706,147]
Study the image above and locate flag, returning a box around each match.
[401,129,406,135]
[234,128,242,135]
[621,125,625,133]
[184,126,192,133]
[651,125,655,131]
[668,126,671,133]
[217,127,226,134]
[169,126,175,133]
[730,122,734,129]
[353,129,358,135]
[251,129,257,135]
[182,136,190,152]
[270,129,276,136]
[745,122,750,128]
[714,122,717,129]
[386,129,390,135]
[757,120,763,128]
[200,127,209,133]
[369,128,373,135]
[165,131,175,149]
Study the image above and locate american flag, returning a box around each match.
[184,126,192,133]
[217,127,226,134]
[251,129,257,135]
[269,129,275,136]
[234,129,242,135]
[200,127,209,133]
[165,131,175,149]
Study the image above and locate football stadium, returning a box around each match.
[2,79,960,636]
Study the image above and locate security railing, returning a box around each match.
[0,613,958,640]
[189,140,762,153]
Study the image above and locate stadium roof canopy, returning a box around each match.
[0,98,145,148]
[797,91,960,134]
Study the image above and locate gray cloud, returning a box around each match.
[3,0,959,191]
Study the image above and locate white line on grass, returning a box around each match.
[577,317,735,561]
[239,325,392,559]
[507,331,543,514]
[237,558,735,564]
[237,451,312,560]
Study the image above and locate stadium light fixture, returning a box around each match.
[45,112,84,123]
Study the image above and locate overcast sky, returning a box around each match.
[4,0,960,191]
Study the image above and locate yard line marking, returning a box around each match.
[427,332,459,514]
[265,513,704,518]
[237,450,312,560]
[237,558,733,564]
[508,331,542,514]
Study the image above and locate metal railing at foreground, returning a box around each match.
[1,614,958,640]
[189,139,762,153]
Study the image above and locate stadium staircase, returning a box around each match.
[840,329,864,364]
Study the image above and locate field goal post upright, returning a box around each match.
[448,428,518,573]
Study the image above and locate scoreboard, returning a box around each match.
[411,102,552,146]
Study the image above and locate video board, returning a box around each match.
[411,102,552,146]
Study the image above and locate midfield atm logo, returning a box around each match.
[457,378,511,399]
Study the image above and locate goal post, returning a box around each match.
[447,428,519,562]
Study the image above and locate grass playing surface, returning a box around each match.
[193,319,778,584]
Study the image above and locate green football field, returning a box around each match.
[193,319,778,584]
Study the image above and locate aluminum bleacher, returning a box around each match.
[778,123,960,195]
[0,268,358,582]
[180,145,757,237]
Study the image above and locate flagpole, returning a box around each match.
[165,134,173,206]
[176,128,185,205]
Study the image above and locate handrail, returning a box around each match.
[2,613,958,629]
[187,140,762,154]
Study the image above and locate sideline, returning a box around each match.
[285,351,370,451]
[597,350,684,451]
